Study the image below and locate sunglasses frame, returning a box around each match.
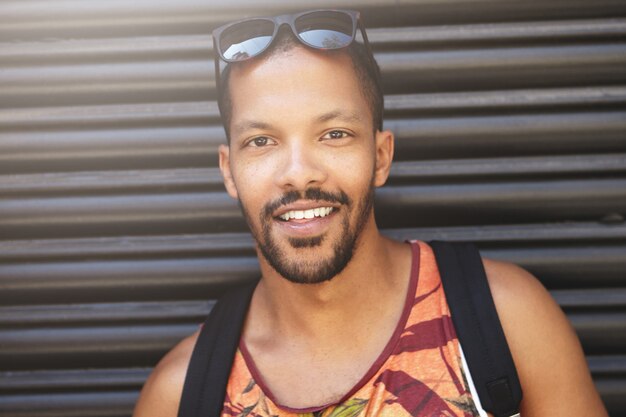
[211,9,372,95]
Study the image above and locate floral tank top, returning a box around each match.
[222,240,486,417]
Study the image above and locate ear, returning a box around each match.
[373,129,394,187]
[218,144,239,199]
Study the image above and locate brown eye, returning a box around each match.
[325,130,348,139]
[252,137,269,146]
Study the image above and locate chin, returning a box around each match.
[259,234,355,285]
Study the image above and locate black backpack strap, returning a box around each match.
[178,281,257,417]
[429,241,522,417]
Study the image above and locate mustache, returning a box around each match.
[263,188,351,219]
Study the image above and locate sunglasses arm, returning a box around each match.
[213,38,221,98]
[358,20,370,46]
[356,20,378,76]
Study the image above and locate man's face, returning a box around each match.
[219,45,392,284]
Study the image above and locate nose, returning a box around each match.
[274,139,327,191]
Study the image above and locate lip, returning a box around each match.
[272,200,341,218]
[273,208,337,237]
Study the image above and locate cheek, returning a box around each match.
[230,159,275,209]
[332,150,376,186]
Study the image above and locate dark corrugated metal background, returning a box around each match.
[0,1,625,415]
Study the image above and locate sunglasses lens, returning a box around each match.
[219,19,275,61]
[295,11,354,49]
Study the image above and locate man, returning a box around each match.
[134,9,607,417]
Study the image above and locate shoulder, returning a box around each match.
[481,258,556,327]
[132,330,200,417]
[481,257,572,355]
[481,258,608,416]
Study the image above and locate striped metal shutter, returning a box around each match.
[1,1,625,415]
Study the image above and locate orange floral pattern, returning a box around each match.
[222,241,481,417]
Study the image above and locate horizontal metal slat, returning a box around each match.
[1,153,625,197]
[482,245,626,287]
[384,222,626,243]
[1,178,625,238]
[0,191,240,238]
[2,287,625,328]
[589,355,626,376]
[0,101,219,131]
[0,291,623,357]
[1,106,624,174]
[0,301,213,327]
[0,35,214,67]
[0,64,213,110]
[0,326,190,370]
[0,383,623,417]
[388,154,626,182]
[377,178,626,226]
[0,324,195,370]
[0,368,150,392]
[385,86,626,114]
[552,288,626,309]
[0,342,624,412]
[0,126,222,174]
[389,110,626,159]
[3,18,625,66]
[378,43,626,93]
[0,324,195,358]
[1,221,625,262]
[0,312,623,370]
[2,44,625,107]
[3,85,625,131]
[569,313,626,353]
[371,18,626,47]
[0,245,624,304]
[595,378,626,416]
[2,0,626,41]
[0,232,254,262]
[0,168,225,196]
[2,355,624,390]
[0,257,259,304]
[4,109,623,175]
[0,391,137,417]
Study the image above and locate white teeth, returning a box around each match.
[278,207,334,221]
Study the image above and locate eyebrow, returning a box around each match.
[232,119,273,135]
[232,110,364,136]
[316,110,363,124]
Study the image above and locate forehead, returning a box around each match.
[227,46,372,136]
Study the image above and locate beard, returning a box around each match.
[241,183,375,285]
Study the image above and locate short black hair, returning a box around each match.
[216,29,384,141]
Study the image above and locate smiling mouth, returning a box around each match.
[277,206,336,221]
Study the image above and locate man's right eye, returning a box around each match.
[250,137,269,147]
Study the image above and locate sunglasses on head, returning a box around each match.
[212,9,372,89]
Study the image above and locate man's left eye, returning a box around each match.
[324,130,349,139]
